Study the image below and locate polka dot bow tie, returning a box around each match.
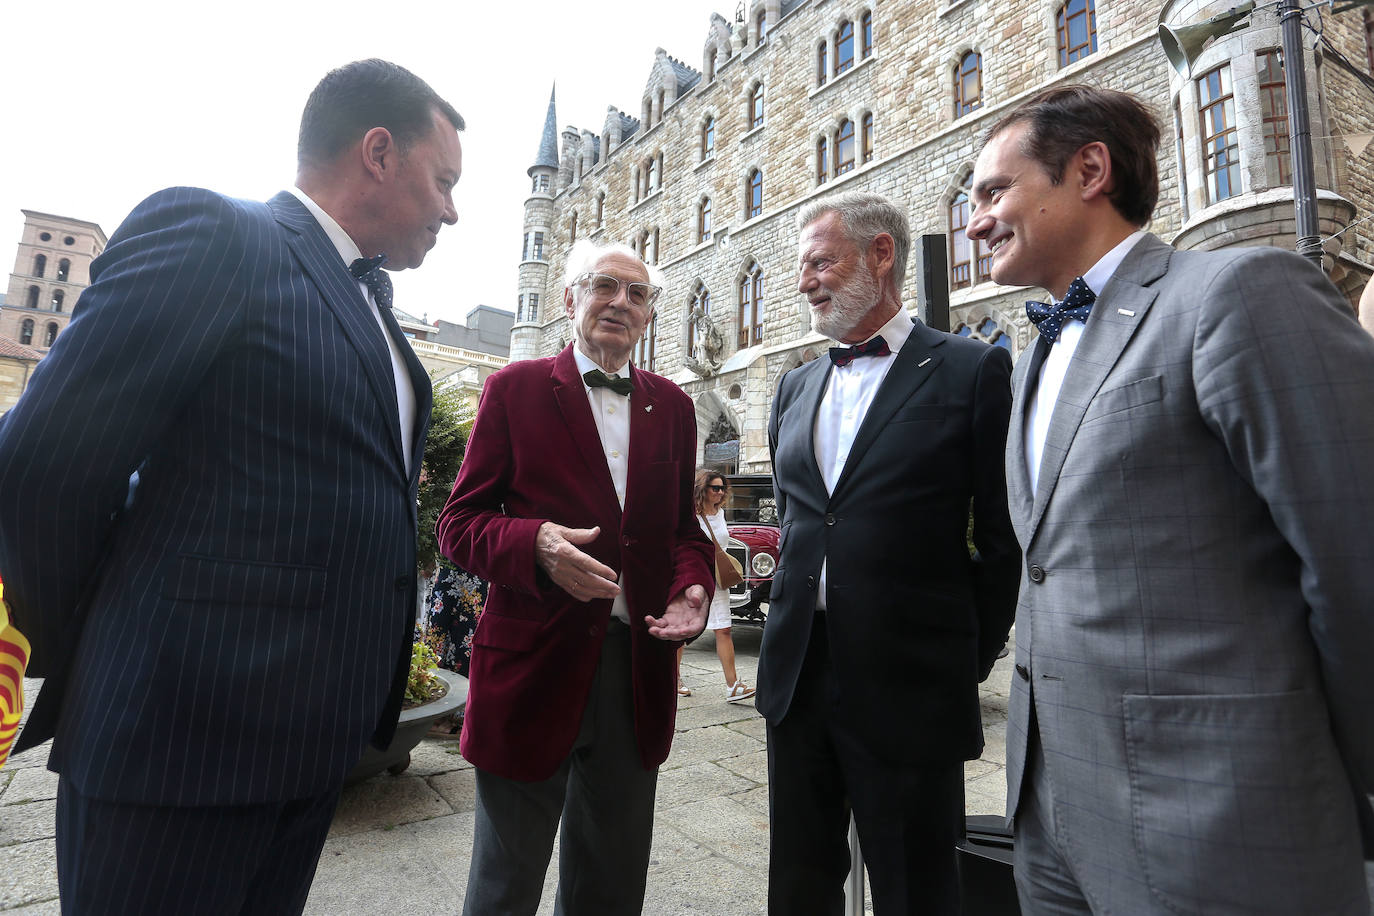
[1026,276,1095,343]
[349,255,394,309]
[829,335,890,367]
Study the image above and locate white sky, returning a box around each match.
[2,0,736,326]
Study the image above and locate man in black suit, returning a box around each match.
[0,59,462,914]
[760,191,1020,915]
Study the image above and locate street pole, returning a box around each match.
[1278,0,1324,267]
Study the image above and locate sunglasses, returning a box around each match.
[708,485,726,492]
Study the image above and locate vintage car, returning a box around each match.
[721,475,780,625]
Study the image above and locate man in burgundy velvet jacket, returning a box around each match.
[436,239,714,916]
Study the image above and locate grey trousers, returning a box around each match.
[462,621,659,916]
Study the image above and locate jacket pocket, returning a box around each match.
[472,612,543,652]
[161,553,326,610]
[1122,689,1360,915]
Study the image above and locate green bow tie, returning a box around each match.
[583,368,633,396]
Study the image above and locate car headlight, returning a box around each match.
[751,552,776,576]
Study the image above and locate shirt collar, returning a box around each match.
[1080,229,1147,299]
[572,345,629,390]
[850,307,915,354]
[287,186,362,267]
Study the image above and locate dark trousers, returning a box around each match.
[55,776,342,915]
[767,613,964,916]
[462,620,658,916]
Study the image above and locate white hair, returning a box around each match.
[561,239,666,293]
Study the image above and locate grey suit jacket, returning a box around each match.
[1005,233,1374,914]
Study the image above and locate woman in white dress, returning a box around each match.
[676,469,756,703]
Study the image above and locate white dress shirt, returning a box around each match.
[812,308,916,610]
[288,186,418,473]
[1026,230,1145,494]
[573,346,632,623]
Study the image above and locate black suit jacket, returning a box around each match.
[758,317,1020,764]
[0,187,431,805]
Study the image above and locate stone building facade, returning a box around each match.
[512,0,1374,474]
[1,210,106,356]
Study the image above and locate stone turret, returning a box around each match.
[510,85,560,363]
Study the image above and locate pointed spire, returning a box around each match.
[530,84,559,176]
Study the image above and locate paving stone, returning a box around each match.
[656,761,756,809]
[428,768,478,814]
[717,748,768,785]
[726,715,768,742]
[673,698,762,732]
[964,757,1000,782]
[1,767,59,805]
[663,724,764,770]
[406,735,471,777]
[0,799,56,847]
[330,775,452,837]
[3,898,62,915]
[657,796,771,866]
[306,819,465,915]
[640,854,769,914]
[0,838,58,910]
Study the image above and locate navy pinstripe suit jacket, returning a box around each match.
[0,188,432,806]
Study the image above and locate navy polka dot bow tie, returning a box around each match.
[1026,276,1094,343]
[349,255,393,309]
[829,335,890,367]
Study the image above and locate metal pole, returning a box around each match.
[1278,0,1324,268]
[919,234,951,332]
[844,814,866,915]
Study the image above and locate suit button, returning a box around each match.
[824,513,836,526]
[394,575,411,591]
[1015,664,1029,681]
[621,536,632,547]
[588,625,599,637]
[806,576,816,589]
[1028,565,1045,583]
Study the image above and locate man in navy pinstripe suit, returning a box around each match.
[0,59,462,914]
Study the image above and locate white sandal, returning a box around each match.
[726,680,756,703]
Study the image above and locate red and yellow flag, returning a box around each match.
[0,576,30,769]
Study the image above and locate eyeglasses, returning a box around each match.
[708,485,726,492]
[575,272,662,309]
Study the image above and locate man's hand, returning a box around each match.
[645,585,708,641]
[536,522,620,603]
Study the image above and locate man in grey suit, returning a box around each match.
[967,84,1374,914]
[0,60,461,914]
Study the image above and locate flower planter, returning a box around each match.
[345,668,468,785]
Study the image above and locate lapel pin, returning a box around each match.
[918,357,931,368]
[1117,308,1136,317]
[645,405,653,413]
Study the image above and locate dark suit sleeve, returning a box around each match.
[1192,249,1374,787]
[435,374,546,594]
[666,389,715,610]
[970,344,1021,679]
[0,188,247,672]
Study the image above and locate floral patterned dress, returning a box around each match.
[421,566,486,678]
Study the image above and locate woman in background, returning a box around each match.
[677,469,756,703]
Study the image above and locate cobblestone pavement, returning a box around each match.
[1,623,1015,914]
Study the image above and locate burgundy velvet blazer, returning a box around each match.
[436,345,713,781]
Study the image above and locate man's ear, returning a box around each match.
[564,286,577,320]
[361,127,398,182]
[1077,141,1114,201]
[867,232,896,283]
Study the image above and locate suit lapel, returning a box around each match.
[830,320,945,502]
[787,356,832,498]
[551,346,621,512]
[1026,235,1170,540]
[624,363,658,516]
[1006,337,1046,540]
[268,192,408,475]
[376,304,434,488]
